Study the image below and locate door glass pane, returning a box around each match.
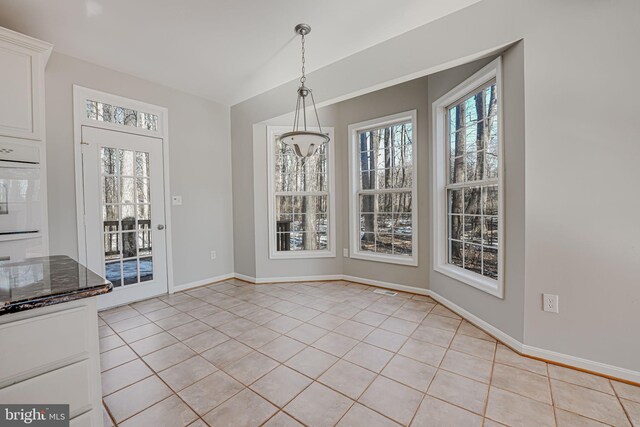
[136,178,150,203]
[102,148,118,175]
[105,261,122,287]
[100,147,154,288]
[121,177,135,204]
[122,259,138,285]
[138,204,151,220]
[104,233,120,261]
[140,257,153,282]
[136,152,150,176]
[103,177,118,204]
[119,150,135,176]
[122,232,137,258]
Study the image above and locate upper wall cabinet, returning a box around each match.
[0,27,52,141]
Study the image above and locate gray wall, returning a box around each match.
[336,78,429,289]
[250,78,429,285]
[45,52,234,287]
[252,107,344,280]
[428,45,525,341]
[232,0,640,372]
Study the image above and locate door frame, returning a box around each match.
[72,85,175,296]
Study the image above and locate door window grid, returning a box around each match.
[356,121,414,258]
[101,147,154,287]
[446,80,499,280]
[273,139,330,253]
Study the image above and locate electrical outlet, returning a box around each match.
[210,251,217,260]
[543,294,559,313]
[172,196,182,206]
[343,248,349,257]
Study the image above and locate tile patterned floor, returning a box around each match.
[98,279,640,427]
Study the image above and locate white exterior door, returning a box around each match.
[81,125,168,309]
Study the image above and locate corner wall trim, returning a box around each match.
[224,272,640,384]
[172,273,235,293]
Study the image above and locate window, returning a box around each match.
[348,111,418,266]
[267,126,335,258]
[432,57,503,297]
[87,100,158,131]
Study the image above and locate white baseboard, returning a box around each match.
[341,275,430,296]
[233,273,256,283]
[425,290,640,383]
[228,272,639,384]
[235,273,343,284]
[171,273,235,293]
[521,344,640,384]
[423,289,524,353]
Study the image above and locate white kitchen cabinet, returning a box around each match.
[0,26,52,260]
[0,27,51,141]
[0,298,103,426]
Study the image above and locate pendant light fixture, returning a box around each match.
[279,23,330,158]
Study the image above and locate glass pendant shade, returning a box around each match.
[279,24,330,158]
[279,130,330,157]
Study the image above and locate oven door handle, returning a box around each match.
[0,160,40,168]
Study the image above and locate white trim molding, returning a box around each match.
[235,273,343,284]
[348,110,419,267]
[172,273,236,293]
[266,126,336,260]
[431,57,505,298]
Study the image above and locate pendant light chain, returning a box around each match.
[300,32,306,85]
[279,24,331,158]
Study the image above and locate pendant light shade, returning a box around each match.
[279,130,330,157]
[279,24,330,158]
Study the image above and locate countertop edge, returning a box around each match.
[0,282,113,316]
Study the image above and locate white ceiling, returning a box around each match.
[0,0,480,106]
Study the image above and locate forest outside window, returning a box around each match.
[267,126,335,259]
[433,58,503,297]
[348,111,418,266]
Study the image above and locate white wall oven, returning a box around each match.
[0,141,44,261]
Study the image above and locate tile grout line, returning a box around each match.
[100,281,637,427]
[610,378,635,426]
[106,334,207,426]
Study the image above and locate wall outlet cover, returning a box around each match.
[543,294,559,313]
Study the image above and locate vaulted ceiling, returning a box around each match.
[0,0,480,105]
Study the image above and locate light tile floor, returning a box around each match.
[98,279,640,427]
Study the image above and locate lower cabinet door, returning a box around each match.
[0,360,93,418]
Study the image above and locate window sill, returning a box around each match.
[434,263,503,298]
[350,251,418,267]
[269,250,336,260]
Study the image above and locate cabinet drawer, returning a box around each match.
[0,305,92,386]
[0,360,93,418]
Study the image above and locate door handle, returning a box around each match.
[157,224,165,230]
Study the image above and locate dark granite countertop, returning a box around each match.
[0,255,112,315]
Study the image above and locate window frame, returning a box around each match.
[267,125,336,259]
[432,57,504,298]
[348,110,418,266]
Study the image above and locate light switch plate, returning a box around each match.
[172,196,182,206]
